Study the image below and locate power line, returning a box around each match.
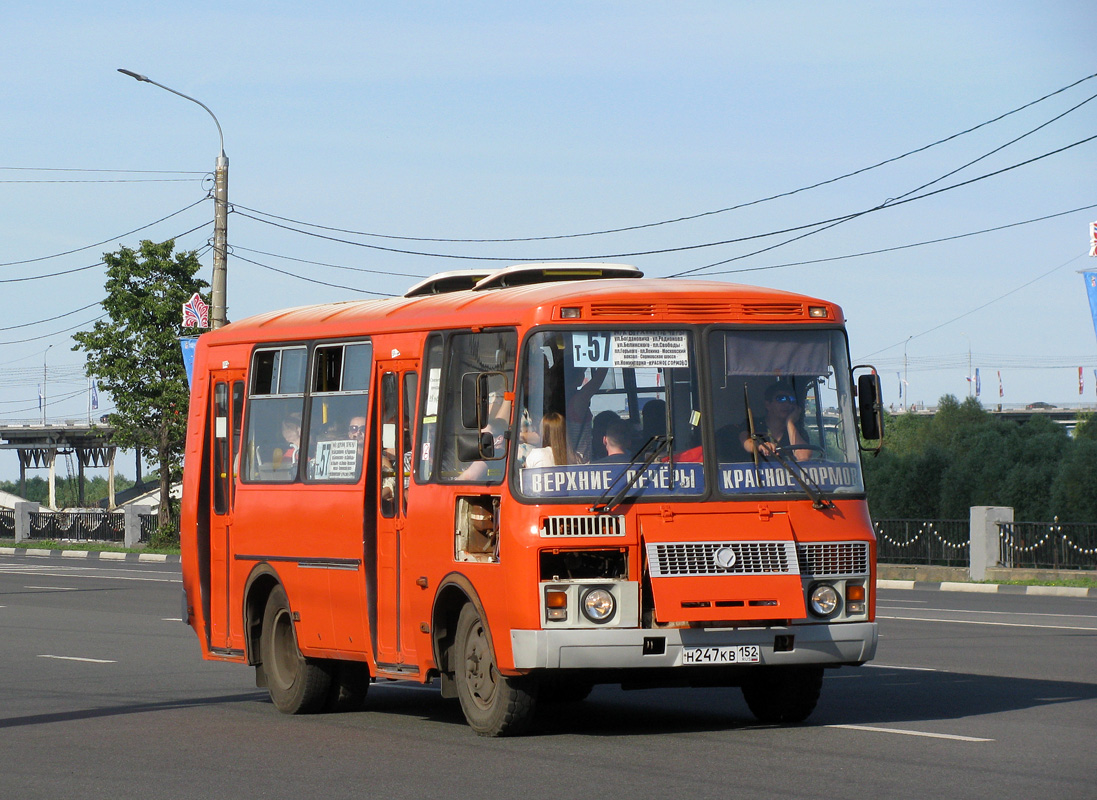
[0,219,213,285]
[230,246,427,279]
[0,197,208,268]
[0,315,108,347]
[684,203,1097,277]
[232,71,1097,244]
[0,301,103,332]
[231,253,399,296]
[236,133,1097,266]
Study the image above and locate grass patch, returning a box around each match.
[982,577,1097,590]
[0,538,180,557]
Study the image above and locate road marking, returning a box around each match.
[25,585,78,591]
[828,724,994,742]
[38,654,116,664]
[865,663,939,672]
[881,606,1097,621]
[878,614,1097,632]
[162,618,183,622]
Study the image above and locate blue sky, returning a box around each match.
[1,1,1095,482]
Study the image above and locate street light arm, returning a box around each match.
[117,68,225,157]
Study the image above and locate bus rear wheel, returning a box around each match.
[260,585,333,714]
[741,665,824,724]
[454,603,537,736]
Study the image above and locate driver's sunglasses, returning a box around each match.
[772,394,797,404]
[348,424,366,433]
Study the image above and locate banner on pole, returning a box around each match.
[180,337,199,388]
[182,292,209,328]
[1085,272,1097,347]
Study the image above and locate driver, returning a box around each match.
[740,382,813,461]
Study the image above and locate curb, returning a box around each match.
[877,578,1097,598]
[0,546,180,564]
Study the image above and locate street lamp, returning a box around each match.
[41,344,53,425]
[118,69,229,329]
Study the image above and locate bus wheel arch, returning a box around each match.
[258,582,334,714]
[243,565,282,667]
[430,574,482,691]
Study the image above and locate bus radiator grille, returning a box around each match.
[796,542,870,577]
[645,541,799,577]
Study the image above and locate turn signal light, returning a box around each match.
[545,589,568,621]
[846,584,866,602]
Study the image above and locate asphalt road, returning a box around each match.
[1,552,1094,800]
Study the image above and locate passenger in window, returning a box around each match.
[276,411,302,468]
[458,418,508,481]
[590,410,621,462]
[597,418,632,463]
[524,412,572,468]
[740,382,812,460]
[566,368,607,464]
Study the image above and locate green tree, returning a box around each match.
[73,240,208,532]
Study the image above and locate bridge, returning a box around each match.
[0,422,118,509]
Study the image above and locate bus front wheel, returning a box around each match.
[453,603,537,736]
[260,585,333,714]
[741,665,824,724]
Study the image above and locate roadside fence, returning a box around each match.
[6,503,155,548]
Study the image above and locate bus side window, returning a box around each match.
[437,330,517,483]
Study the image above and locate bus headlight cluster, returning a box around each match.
[808,583,841,618]
[580,588,616,624]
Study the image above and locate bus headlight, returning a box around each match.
[808,583,841,618]
[580,588,616,624]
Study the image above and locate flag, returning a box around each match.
[182,292,209,328]
[975,368,981,397]
[37,383,42,411]
[1084,272,1097,346]
[90,379,99,411]
[1080,367,1084,395]
[897,372,902,400]
[180,337,199,388]
[1090,220,1097,257]
[997,370,1003,398]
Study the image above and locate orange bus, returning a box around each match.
[180,263,884,736]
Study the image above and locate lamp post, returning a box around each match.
[903,336,911,411]
[41,344,53,425]
[118,69,228,329]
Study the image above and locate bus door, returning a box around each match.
[373,361,419,668]
[208,370,245,650]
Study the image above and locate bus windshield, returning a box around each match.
[708,328,864,498]
[514,326,864,502]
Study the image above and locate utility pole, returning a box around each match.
[118,69,228,328]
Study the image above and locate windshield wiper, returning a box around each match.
[743,381,832,510]
[590,434,673,514]
[748,435,835,511]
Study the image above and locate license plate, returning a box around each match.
[682,645,761,665]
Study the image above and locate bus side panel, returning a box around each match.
[181,336,215,655]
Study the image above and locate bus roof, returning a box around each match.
[201,268,845,346]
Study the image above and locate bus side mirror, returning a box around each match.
[461,373,479,429]
[854,368,884,443]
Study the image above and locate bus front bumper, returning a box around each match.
[510,621,877,670]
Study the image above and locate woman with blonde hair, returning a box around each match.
[524,411,573,468]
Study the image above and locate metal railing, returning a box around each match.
[998,520,1097,571]
[874,519,970,567]
[27,510,127,543]
[0,508,14,536]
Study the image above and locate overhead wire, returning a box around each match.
[231,71,1097,244]
[231,252,399,296]
[0,197,209,268]
[237,132,1097,265]
[683,203,1097,277]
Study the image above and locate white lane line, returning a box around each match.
[882,606,1097,620]
[878,614,1097,632]
[38,654,117,664]
[162,618,183,622]
[828,724,994,742]
[865,663,939,672]
[25,585,78,591]
[3,570,180,584]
